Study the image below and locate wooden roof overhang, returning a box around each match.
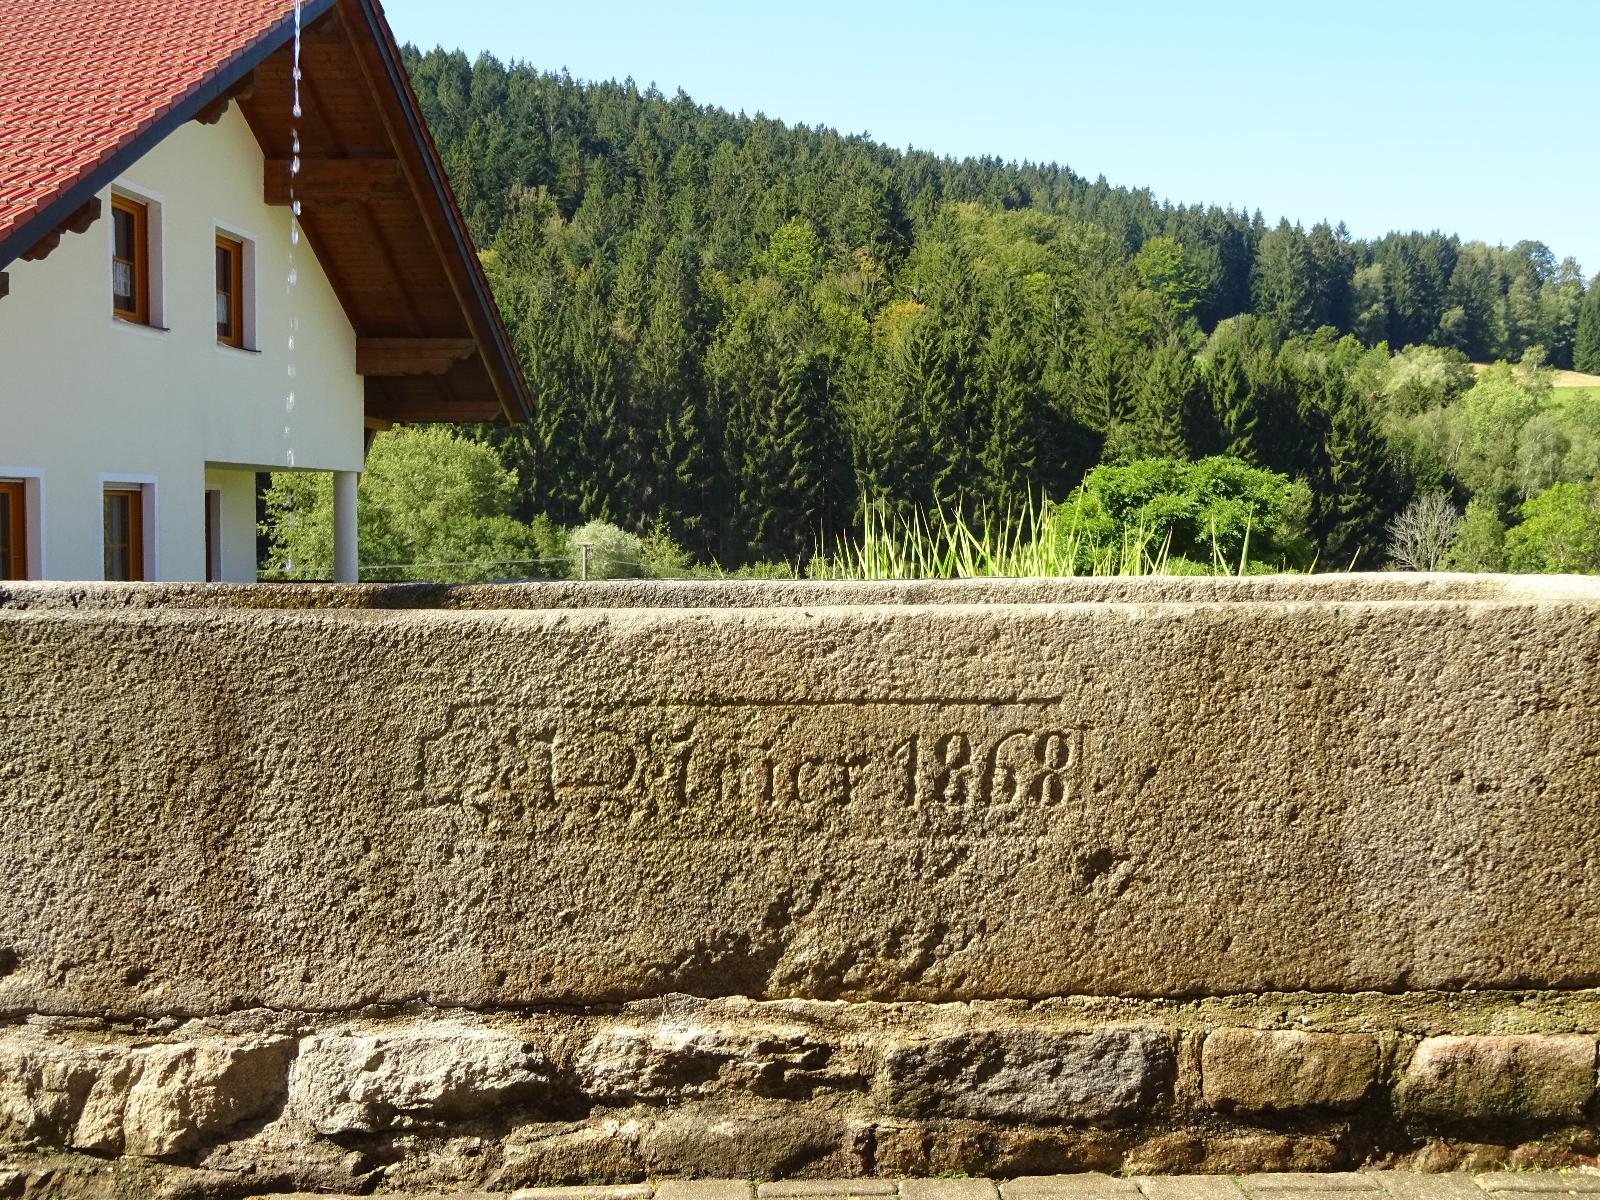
[0,0,530,427]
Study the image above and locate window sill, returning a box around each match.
[112,317,169,339]
[215,341,261,356]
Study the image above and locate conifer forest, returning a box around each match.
[381,49,1600,574]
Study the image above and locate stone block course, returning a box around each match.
[878,1029,1173,1123]
[1395,1036,1598,1123]
[0,1029,292,1159]
[1201,1030,1380,1114]
[6,578,1600,1189]
[577,1025,846,1104]
[288,1023,551,1134]
[6,577,1600,1016]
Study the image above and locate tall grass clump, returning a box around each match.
[807,456,1312,581]
[807,499,1190,581]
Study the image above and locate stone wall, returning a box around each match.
[3,576,1600,1195]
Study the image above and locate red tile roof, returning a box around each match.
[0,0,309,254]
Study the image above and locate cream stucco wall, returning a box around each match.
[0,107,362,582]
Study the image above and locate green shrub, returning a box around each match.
[568,520,644,579]
[1504,483,1600,574]
[262,426,541,582]
[529,514,571,578]
[1060,455,1313,571]
[1445,499,1506,572]
[641,521,695,578]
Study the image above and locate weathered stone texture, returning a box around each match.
[1201,1030,1379,1114]
[0,1030,291,1158]
[877,1028,1173,1123]
[1394,1035,1598,1122]
[287,1023,550,1134]
[4,577,1600,1015]
[576,1025,845,1104]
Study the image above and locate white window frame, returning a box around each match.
[98,473,158,582]
[0,467,45,579]
[212,219,259,353]
[107,182,167,334]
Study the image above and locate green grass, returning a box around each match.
[1553,386,1600,405]
[807,499,1253,581]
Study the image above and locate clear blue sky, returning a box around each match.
[381,0,1598,278]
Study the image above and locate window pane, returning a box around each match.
[113,208,133,260]
[216,243,237,338]
[104,494,129,581]
[113,260,133,311]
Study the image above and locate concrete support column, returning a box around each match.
[332,470,359,584]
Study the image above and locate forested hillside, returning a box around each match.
[399,47,1600,569]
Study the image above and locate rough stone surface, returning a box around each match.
[576,1024,846,1103]
[1366,1176,1486,1200]
[1475,1179,1600,1194]
[0,1029,291,1158]
[1239,1179,1380,1193]
[5,576,1600,1014]
[1133,1179,1245,1200]
[654,1182,756,1200]
[1395,1036,1598,1123]
[288,1023,550,1134]
[638,1111,861,1180]
[879,1028,1172,1122]
[1201,1030,1379,1113]
[900,1181,1001,1200]
[1002,1176,1142,1200]
[9,578,1600,1187]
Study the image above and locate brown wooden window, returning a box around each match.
[103,487,145,582]
[111,195,149,324]
[0,481,26,581]
[215,234,243,346]
[204,488,221,582]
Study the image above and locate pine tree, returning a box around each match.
[765,348,846,559]
[1253,220,1315,335]
[976,294,1045,510]
[1205,335,1258,463]
[1319,377,1391,567]
[1125,340,1198,461]
[1576,279,1600,375]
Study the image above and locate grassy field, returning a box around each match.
[1470,365,1600,397]
[1553,369,1600,390]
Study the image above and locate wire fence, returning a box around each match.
[268,554,798,583]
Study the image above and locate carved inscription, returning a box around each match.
[416,701,1087,835]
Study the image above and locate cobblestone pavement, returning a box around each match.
[257,1171,1600,1200]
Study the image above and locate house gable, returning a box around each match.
[0,0,530,427]
[0,105,363,581]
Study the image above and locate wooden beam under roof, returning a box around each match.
[364,394,502,423]
[20,197,101,262]
[194,69,260,125]
[263,158,404,205]
[356,337,477,377]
